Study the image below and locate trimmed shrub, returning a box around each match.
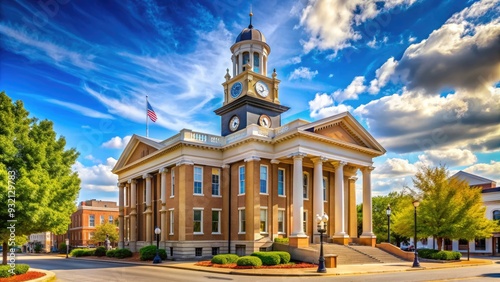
[139,245,167,261]
[274,238,289,244]
[114,248,133,259]
[95,246,107,257]
[271,251,291,264]
[0,264,30,278]
[70,249,86,257]
[417,248,438,259]
[251,252,280,266]
[431,251,461,260]
[211,254,239,264]
[236,256,262,267]
[58,243,67,254]
[106,249,117,257]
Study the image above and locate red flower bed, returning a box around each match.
[0,271,46,282]
[195,261,316,269]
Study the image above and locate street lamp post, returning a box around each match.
[386,204,392,244]
[65,238,69,259]
[153,227,162,264]
[412,200,420,268]
[316,213,329,273]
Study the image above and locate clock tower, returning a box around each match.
[215,12,289,136]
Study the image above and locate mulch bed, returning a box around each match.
[0,271,45,282]
[195,261,317,269]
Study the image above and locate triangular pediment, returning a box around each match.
[298,112,386,155]
[112,134,165,173]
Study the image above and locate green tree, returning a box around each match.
[0,92,81,264]
[393,165,499,250]
[92,223,119,245]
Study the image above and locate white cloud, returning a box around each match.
[290,56,302,64]
[373,158,417,179]
[333,76,366,103]
[369,57,398,94]
[46,99,114,119]
[418,148,478,167]
[289,67,319,80]
[72,157,118,192]
[328,74,334,78]
[102,135,132,149]
[299,0,417,53]
[309,93,352,119]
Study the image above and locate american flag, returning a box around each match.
[147,101,157,122]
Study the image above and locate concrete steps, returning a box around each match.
[310,243,405,265]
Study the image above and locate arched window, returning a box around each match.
[493,210,500,221]
[253,53,260,73]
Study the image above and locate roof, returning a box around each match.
[451,171,496,186]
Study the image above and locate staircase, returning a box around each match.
[310,243,405,265]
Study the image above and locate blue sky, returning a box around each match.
[1,0,499,204]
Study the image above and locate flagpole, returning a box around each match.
[146,95,149,137]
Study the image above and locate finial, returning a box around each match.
[249,5,253,29]
[272,68,277,78]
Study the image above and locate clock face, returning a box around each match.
[259,114,272,128]
[229,115,240,132]
[231,82,243,98]
[255,81,269,98]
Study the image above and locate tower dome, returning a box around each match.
[230,11,270,77]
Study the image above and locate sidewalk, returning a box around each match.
[69,255,495,277]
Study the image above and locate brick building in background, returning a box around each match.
[55,199,119,248]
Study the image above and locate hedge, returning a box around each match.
[271,251,291,264]
[139,245,167,261]
[114,248,133,259]
[251,252,280,266]
[106,249,117,257]
[70,248,95,257]
[95,246,107,257]
[211,254,239,264]
[236,256,262,267]
[417,249,461,260]
[0,264,30,278]
[274,238,289,244]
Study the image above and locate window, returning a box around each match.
[260,165,268,194]
[212,247,220,256]
[195,248,203,257]
[212,168,220,196]
[260,208,268,233]
[278,169,285,196]
[303,211,307,233]
[89,215,95,227]
[303,173,309,199]
[171,169,175,197]
[194,166,203,195]
[212,209,221,234]
[239,208,246,233]
[193,209,203,234]
[242,52,249,71]
[323,177,328,201]
[108,216,113,224]
[169,209,174,235]
[239,166,245,194]
[475,238,486,251]
[278,209,285,233]
[253,53,260,73]
[494,210,500,221]
[100,215,104,225]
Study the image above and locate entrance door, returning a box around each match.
[496,237,500,256]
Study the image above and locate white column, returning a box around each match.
[238,52,243,74]
[143,173,153,244]
[118,182,125,248]
[259,53,264,75]
[361,166,375,237]
[334,161,348,237]
[128,179,137,242]
[159,168,168,242]
[291,152,307,236]
[231,55,236,77]
[312,157,327,222]
[250,50,254,71]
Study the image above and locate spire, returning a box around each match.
[248,6,253,29]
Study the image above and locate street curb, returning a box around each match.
[29,268,56,282]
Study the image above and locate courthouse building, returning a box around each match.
[113,15,386,259]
